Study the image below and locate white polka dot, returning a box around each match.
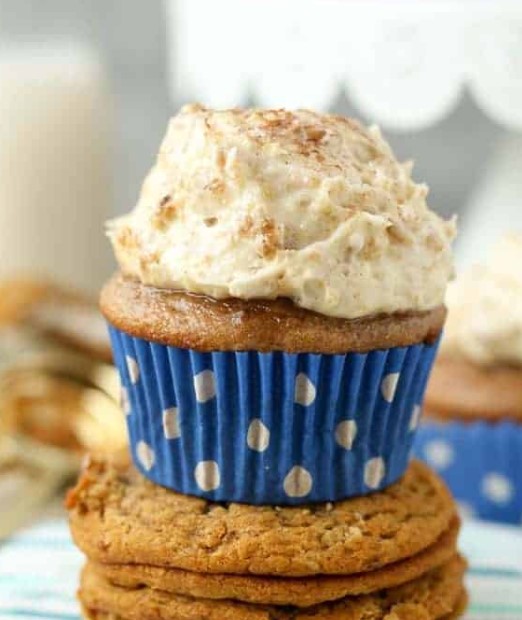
[294,373,316,406]
[194,461,221,491]
[193,370,216,403]
[162,407,181,439]
[481,473,514,505]
[364,457,386,489]
[409,404,422,430]
[126,355,140,384]
[247,419,270,452]
[424,440,454,470]
[335,420,357,450]
[284,466,313,498]
[120,386,131,416]
[457,501,476,521]
[381,373,400,403]
[136,440,155,471]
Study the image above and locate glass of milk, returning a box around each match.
[0,44,113,294]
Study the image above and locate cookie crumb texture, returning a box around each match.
[89,518,459,607]
[79,555,467,620]
[67,458,455,577]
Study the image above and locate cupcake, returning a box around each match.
[414,233,522,523]
[101,104,455,504]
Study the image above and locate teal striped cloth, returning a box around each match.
[460,521,522,619]
[0,521,82,620]
[0,519,521,619]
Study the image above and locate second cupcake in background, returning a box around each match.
[101,104,455,504]
[415,233,522,523]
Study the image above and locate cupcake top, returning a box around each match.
[108,104,455,320]
[441,234,522,366]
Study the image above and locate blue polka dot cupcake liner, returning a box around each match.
[109,324,440,505]
[414,421,522,524]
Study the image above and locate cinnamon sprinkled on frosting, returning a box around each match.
[108,104,455,319]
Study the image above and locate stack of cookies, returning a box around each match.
[68,458,466,620]
[67,105,467,619]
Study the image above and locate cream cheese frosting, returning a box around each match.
[108,104,455,320]
[441,234,522,366]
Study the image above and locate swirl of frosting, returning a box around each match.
[108,104,455,319]
[442,234,522,366]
